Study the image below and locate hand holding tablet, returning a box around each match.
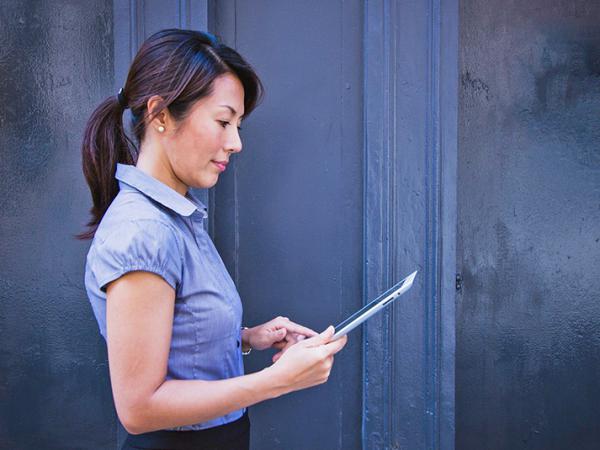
[331,270,418,341]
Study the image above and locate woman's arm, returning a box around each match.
[106,271,345,435]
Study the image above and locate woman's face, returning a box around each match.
[164,72,245,191]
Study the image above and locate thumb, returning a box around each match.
[305,325,334,346]
[272,327,287,340]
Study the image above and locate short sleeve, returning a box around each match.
[90,219,183,292]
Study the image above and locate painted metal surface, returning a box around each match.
[0,1,115,448]
[363,1,457,449]
[209,1,364,448]
[457,0,600,449]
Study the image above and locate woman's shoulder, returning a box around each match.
[85,191,185,292]
[95,189,182,242]
[87,190,186,268]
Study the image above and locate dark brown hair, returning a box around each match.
[77,28,263,239]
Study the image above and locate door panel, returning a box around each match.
[210,1,364,449]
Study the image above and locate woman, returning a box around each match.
[79,29,347,450]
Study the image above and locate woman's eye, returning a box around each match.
[218,121,242,131]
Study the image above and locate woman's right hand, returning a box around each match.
[266,326,347,395]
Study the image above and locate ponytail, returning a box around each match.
[77,95,137,240]
[77,28,264,240]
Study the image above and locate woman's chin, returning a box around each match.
[188,172,219,190]
[198,175,219,190]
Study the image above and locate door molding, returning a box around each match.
[362,0,457,448]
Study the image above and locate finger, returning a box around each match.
[285,332,305,344]
[272,350,283,363]
[267,328,287,344]
[304,325,335,347]
[271,334,294,348]
[272,330,301,348]
[272,340,287,350]
[274,327,287,338]
[324,334,347,355]
[279,321,318,338]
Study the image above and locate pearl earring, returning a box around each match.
[158,125,165,133]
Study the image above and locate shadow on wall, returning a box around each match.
[532,28,600,169]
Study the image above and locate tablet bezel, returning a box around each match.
[331,270,418,341]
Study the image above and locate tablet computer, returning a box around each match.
[331,270,418,341]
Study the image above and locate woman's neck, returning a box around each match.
[136,146,188,196]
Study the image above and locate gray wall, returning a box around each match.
[0,1,116,448]
[457,0,600,449]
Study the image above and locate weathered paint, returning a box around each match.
[0,1,115,448]
[457,0,600,448]
[362,1,458,449]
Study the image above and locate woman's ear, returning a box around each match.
[146,95,171,130]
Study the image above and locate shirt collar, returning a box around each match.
[115,163,208,218]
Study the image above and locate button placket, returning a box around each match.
[189,208,242,343]
[189,209,207,247]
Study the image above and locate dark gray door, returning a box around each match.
[457,1,600,449]
[211,2,457,449]
[209,2,364,449]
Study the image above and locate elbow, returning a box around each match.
[119,411,145,435]
[114,385,164,434]
[117,404,152,435]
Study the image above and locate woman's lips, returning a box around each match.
[212,161,227,172]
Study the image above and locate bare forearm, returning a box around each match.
[125,367,285,434]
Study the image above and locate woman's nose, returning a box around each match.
[226,128,243,153]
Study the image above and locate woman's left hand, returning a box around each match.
[242,316,316,353]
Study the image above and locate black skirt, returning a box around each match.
[121,411,250,450]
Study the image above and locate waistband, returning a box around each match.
[122,411,250,450]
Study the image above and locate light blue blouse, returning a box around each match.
[84,163,245,430]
